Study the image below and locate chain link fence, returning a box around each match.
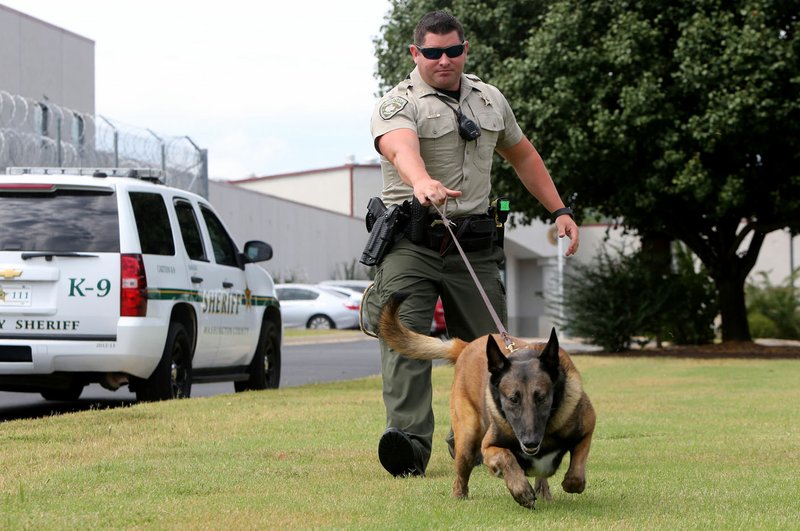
[0,90,207,196]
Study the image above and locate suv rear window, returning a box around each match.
[0,188,120,252]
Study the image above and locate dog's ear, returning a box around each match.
[540,327,561,378]
[486,335,511,377]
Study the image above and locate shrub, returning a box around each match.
[558,243,717,351]
[747,312,780,339]
[558,247,661,352]
[745,272,800,339]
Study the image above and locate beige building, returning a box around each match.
[233,164,381,218]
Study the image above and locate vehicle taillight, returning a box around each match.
[121,254,147,317]
[343,301,360,311]
[0,183,56,191]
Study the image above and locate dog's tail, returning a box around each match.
[378,292,467,363]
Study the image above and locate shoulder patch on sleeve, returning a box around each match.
[379,96,408,120]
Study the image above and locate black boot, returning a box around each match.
[378,428,425,477]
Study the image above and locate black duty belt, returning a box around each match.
[406,214,496,255]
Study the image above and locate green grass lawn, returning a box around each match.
[2,355,799,529]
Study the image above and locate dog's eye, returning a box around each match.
[534,392,544,404]
[507,393,520,405]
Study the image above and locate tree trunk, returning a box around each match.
[640,232,672,348]
[714,269,752,342]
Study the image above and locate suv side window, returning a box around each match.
[200,205,239,268]
[174,199,207,261]
[129,192,175,256]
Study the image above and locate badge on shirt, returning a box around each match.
[379,96,408,120]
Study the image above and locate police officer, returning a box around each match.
[367,10,579,477]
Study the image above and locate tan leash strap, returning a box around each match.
[428,198,517,352]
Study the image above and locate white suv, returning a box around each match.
[0,167,282,401]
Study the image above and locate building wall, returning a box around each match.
[746,227,798,286]
[209,181,369,283]
[0,4,94,114]
[351,164,383,218]
[233,164,382,218]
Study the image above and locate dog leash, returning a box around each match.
[428,197,518,353]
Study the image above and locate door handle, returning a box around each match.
[222,281,234,288]
[191,276,203,284]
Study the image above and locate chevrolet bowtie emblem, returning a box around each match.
[0,268,23,279]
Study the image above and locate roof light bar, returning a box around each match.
[6,167,164,183]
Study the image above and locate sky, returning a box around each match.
[3,0,392,180]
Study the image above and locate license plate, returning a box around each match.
[0,284,32,306]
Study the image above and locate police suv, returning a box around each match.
[0,167,282,401]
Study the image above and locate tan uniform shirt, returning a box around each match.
[371,67,524,218]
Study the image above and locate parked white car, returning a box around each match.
[318,280,373,294]
[319,284,364,310]
[275,284,359,329]
[0,167,282,401]
[319,279,445,336]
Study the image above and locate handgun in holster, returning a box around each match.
[360,197,407,266]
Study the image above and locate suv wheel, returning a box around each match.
[235,320,280,392]
[135,322,192,401]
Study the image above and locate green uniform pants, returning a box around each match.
[364,238,507,469]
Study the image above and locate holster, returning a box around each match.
[360,198,408,266]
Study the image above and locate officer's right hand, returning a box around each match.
[415,178,462,206]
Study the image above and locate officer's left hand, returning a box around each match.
[557,216,580,256]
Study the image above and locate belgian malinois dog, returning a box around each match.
[379,293,596,509]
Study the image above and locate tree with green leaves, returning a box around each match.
[374,0,799,341]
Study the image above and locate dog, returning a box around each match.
[378,293,596,509]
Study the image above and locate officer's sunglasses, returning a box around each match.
[414,42,466,60]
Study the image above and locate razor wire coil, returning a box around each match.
[0,91,207,196]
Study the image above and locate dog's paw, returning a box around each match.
[562,474,586,494]
[511,484,537,509]
[452,489,469,500]
[534,477,553,502]
[452,479,469,500]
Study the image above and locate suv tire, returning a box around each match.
[135,322,192,401]
[235,320,280,391]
